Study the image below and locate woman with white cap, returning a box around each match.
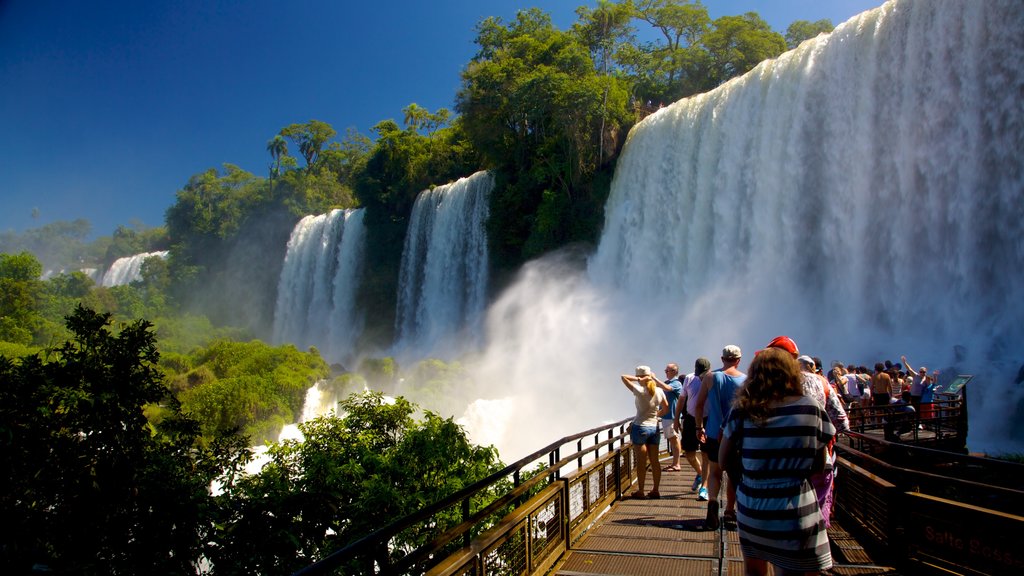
[621,365,669,498]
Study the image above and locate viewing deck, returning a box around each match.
[556,461,895,575]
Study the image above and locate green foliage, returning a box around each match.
[175,340,329,443]
[358,356,397,390]
[0,305,248,574]
[703,12,787,85]
[458,8,632,268]
[209,391,506,574]
[0,252,45,344]
[785,18,834,49]
[0,340,39,358]
[280,120,337,171]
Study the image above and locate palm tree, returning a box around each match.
[266,135,288,198]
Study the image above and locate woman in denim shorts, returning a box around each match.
[622,365,669,498]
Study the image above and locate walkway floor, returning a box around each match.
[553,462,899,576]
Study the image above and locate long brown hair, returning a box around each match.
[733,347,803,424]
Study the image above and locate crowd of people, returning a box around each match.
[621,336,941,576]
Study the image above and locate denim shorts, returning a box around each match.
[630,424,661,446]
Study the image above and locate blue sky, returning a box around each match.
[0,0,883,238]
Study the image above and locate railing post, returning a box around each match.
[577,439,584,469]
[462,498,470,548]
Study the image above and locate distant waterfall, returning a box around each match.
[394,171,493,360]
[586,0,1023,450]
[273,208,366,365]
[99,251,169,287]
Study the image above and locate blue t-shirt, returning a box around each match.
[662,377,683,420]
[707,370,746,440]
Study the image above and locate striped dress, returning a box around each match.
[722,396,837,571]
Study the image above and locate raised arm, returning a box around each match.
[621,374,640,391]
[901,355,918,377]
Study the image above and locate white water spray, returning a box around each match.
[465,0,1024,459]
[272,208,367,365]
[393,171,492,360]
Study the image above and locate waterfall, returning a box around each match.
[272,208,366,365]
[587,0,1023,451]
[393,171,493,360]
[463,0,1023,460]
[99,250,169,287]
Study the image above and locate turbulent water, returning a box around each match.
[99,251,169,287]
[272,208,366,365]
[463,0,1024,459]
[393,171,492,360]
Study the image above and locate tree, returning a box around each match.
[629,0,713,99]
[457,8,631,265]
[703,12,787,86]
[0,306,248,574]
[0,251,44,344]
[279,120,337,171]
[266,134,289,196]
[785,19,834,49]
[208,391,506,574]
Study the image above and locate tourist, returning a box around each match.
[621,366,669,499]
[795,353,849,528]
[695,345,746,529]
[677,357,712,499]
[872,362,893,407]
[901,354,930,410]
[651,363,684,472]
[720,347,836,575]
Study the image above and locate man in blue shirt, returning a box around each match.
[654,363,685,471]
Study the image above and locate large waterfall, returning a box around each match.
[393,171,493,360]
[99,250,169,287]
[273,208,367,365]
[464,0,1023,460]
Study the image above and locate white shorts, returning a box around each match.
[661,418,678,440]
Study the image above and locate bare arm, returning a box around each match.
[901,355,918,377]
[621,374,640,391]
[694,372,713,438]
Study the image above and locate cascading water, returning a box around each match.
[464,0,1023,460]
[99,250,169,287]
[272,208,366,365]
[393,171,492,360]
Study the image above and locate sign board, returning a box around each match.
[934,374,972,397]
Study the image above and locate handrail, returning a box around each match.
[292,417,633,576]
[836,433,1024,512]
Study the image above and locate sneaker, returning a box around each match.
[697,487,709,501]
[691,474,703,491]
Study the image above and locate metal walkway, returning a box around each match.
[555,462,898,576]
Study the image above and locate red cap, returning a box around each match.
[766,335,799,356]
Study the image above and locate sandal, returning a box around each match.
[630,491,646,499]
[662,465,681,471]
[647,491,661,499]
[723,510,737,526]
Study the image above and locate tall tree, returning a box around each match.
[266,134,289,196]
[628,0,713,100]
[279,120,337,171]
[703,12,787,86]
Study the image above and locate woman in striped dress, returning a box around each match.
[719,348,837,575]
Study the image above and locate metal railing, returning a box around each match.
[834,434,1024,575]
[292,418,635,576]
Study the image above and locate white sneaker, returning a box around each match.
[697,487,709,501]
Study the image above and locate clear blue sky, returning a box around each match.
[0,0,883,238]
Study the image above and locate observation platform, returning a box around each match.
[556,462,897,576]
